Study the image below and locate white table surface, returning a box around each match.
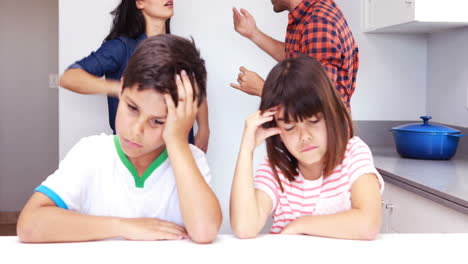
[1,234,467,263]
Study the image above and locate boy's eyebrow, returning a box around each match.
[125,95,167,119]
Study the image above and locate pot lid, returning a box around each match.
[391,116,460,134]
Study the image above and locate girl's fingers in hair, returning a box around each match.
[263,127,282,139]
[180,70,193,113]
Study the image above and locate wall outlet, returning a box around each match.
[49,73,59,89]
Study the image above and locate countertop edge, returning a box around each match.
[378,168,468,215]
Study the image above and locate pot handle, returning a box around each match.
[448,134,465,138]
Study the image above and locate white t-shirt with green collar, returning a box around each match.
[35,134,211,227]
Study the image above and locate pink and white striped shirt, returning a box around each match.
[254,137,384,234]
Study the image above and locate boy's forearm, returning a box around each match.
[165,140,222,243]
[284,209,381,240]
[18,206,122,243]
[230,148,262,237]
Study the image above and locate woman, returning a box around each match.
[60,0,210,151]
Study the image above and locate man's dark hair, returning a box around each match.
[122,34,207,106]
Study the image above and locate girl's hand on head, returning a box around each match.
[241,107,282,152]
[163,70,198,144]
[120,218,189,241]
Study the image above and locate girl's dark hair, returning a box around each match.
[260,55,354,192]
[122,35,207,107]
[104,0,171,41]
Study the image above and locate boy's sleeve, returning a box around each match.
[67,38,126,77]
[190,145,212,187]
[254,160,280,213]
[347,139,384,194]
[35,137,96,211]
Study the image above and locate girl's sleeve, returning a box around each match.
[67,38,126,77]
[35,137,97,212]
[347,139,384,193]
[254,160,280,213]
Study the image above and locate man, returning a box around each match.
[231,0,358,108]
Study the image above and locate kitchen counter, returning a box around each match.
[372,147,468,214]
[1,234,467,263]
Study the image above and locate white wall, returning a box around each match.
[427,27,468,128]
[59,0,429,233]
[337,0,427,121]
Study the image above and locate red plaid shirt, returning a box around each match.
[285,0,359,107]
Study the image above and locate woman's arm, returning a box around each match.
[194,99,210,152]
[17,192,187,243]
[280,173,382,240]
[60,68,121,97]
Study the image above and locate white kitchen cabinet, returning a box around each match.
[381,182,468,233]
[364,0,468,33]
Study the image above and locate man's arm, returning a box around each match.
[233,8,285,62]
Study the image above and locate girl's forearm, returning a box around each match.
[230,147,263,238]
[284,209,381,240]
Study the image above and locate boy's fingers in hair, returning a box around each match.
[164,94,176,116]
[191,73,200,108]
[180,70,193,113]
[175,73,185,106]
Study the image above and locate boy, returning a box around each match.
[17,35,222,244]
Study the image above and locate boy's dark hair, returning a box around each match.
[122,34,207,106]
[260,55,354,192]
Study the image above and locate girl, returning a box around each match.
[230,55,383,240]
[60,0,210,151]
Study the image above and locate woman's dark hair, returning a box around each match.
[104,0,171,41]
[122,35,206,107]
[260,55,354,192]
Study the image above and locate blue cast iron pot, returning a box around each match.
[390,116,465,160]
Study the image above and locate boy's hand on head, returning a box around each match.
[163,70,198,144]
[241,107,282,152]
[120,218,189,241]
[230,67,264,96]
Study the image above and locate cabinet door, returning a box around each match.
[386,182,468,233]
[365,0,415,31]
